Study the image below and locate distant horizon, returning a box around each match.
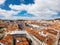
[0,17,60,20]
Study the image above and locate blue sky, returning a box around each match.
[0,0,34,10]
[0,0,60,20]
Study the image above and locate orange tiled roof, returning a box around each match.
[16,37,29,45]
[25,27,46,42]
[0,35,13,45]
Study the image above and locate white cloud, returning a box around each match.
[0,0,6,5]
[0,0,60,20]
[9,0,60,20]
[0,8,20,19]
[9,4,31,11]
